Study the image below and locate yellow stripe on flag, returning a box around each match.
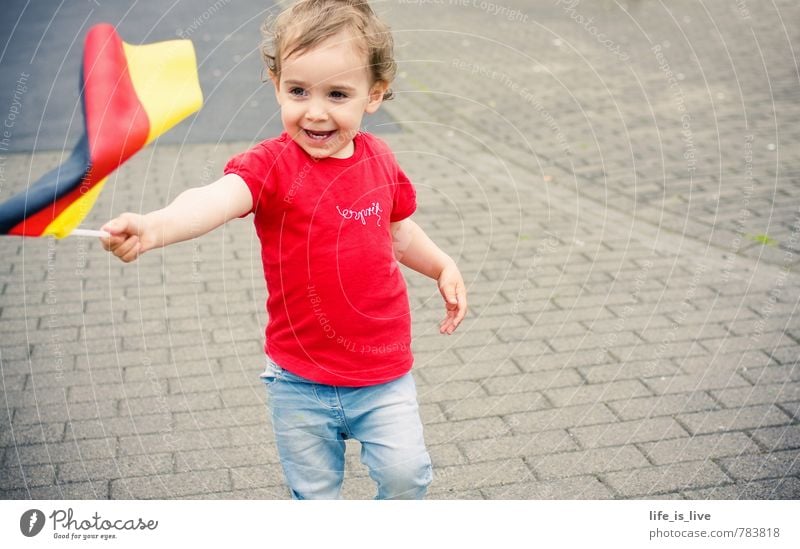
[43,179,107,239]
[122,40,203,145]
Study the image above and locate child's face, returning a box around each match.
[271,30,387,159]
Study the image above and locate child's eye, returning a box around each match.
[329,90,348,100]
[288,87,306,97]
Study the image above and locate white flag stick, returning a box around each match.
[70,228,110,238]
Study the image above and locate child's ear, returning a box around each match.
[365,81,389,114]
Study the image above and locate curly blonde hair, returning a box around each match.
[261,0,397,100]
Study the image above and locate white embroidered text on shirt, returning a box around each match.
[336,201,383,227]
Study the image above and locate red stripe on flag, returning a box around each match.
[83,23,150,182]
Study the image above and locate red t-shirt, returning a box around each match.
[224,132,417,386]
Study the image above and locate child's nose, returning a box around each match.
[304,100,328,122]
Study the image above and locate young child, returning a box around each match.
[101,0,466,499]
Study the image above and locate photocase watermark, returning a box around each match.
[720,133,754,284]
[283,128,359,204]
[652,44,696,176]
[452,58,572,156]
[511,232,561,314]
[554,0,630,62]
[644,261,708,370]
[23,507,159,541]
[398,0,529,23]
[284,160,312,204]
[140,353,178,448]
[0,72,31,193]
[750,205,800,345]
[72,165,99,278]
[189,158,217,284]
[176,0,232,38]
[306,282,410,355]
[595,258,653,362]
[45,238,66,380]
[736,0,751,20]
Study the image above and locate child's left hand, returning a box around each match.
[437,261,467,334]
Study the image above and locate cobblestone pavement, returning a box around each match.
[1,0,799,499]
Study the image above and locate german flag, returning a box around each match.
[0,23,203,238]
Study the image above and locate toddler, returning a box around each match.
[101,0,466,499]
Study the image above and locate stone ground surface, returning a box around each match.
[1,0,799,499]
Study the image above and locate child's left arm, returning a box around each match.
[391,219,467,335]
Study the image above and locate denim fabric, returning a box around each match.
[261,357,433,500]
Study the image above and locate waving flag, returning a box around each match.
[0,23,203,238]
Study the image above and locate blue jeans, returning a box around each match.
[261,357,433,499]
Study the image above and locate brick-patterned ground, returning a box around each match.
[1,0,799,499]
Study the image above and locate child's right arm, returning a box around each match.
[100,174,252,262]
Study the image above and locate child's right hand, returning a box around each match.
[100,213,150,263]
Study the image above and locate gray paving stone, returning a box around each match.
[710,382,800,408]
[229,464,287,491]
[12,398,118,424]
[676,405,794,435]
[769,345,800,365]
[424,417,511,446]
[683,477,800,500]
[459,430,576,463]
[420,402,447,424]
[417,380,486,404]
[505,402,618,434]
[428,443,468,468]
[545,379,653,407]
[0,421,65,446]
[570,417,689,449]
[441,392,550,421]
[602,461,731,497]
[481,369,583,395]
[579,359,679,383]
[119,392,224,417]
[57,454,174,483]
[117,429,231,457]
[481,476,614,499]
[644,370,752,395]
[76,349,170,371]
[515,349,617,372]
[748,424,800,452]
[7,438,115,466]
[739,365,800,385]
[66,414,173,440]
[4,480,110,499]
[195,486,290,499]
[68,380,167,403]
[779,400,800,421]
[454,341,552,363]
[416,359,520,384]
[530,446,650,481]
[613,341,709,363]
[639,432,762,466]
[427,488,485,499]
[716,449,800,482]
[677,351,776,372]
[110,469,231,499]
[0,463,56,490]
[432,458,532,492]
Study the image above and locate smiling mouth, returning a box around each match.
[304,129,336,141]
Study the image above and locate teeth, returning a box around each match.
[305,129,333,140]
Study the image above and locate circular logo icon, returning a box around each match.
[20,509,45,537]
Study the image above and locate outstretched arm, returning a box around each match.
[100,173,252,262]
[391,218,467,334]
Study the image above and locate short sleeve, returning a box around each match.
[390,165,417,222]
[224,144,277,217]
